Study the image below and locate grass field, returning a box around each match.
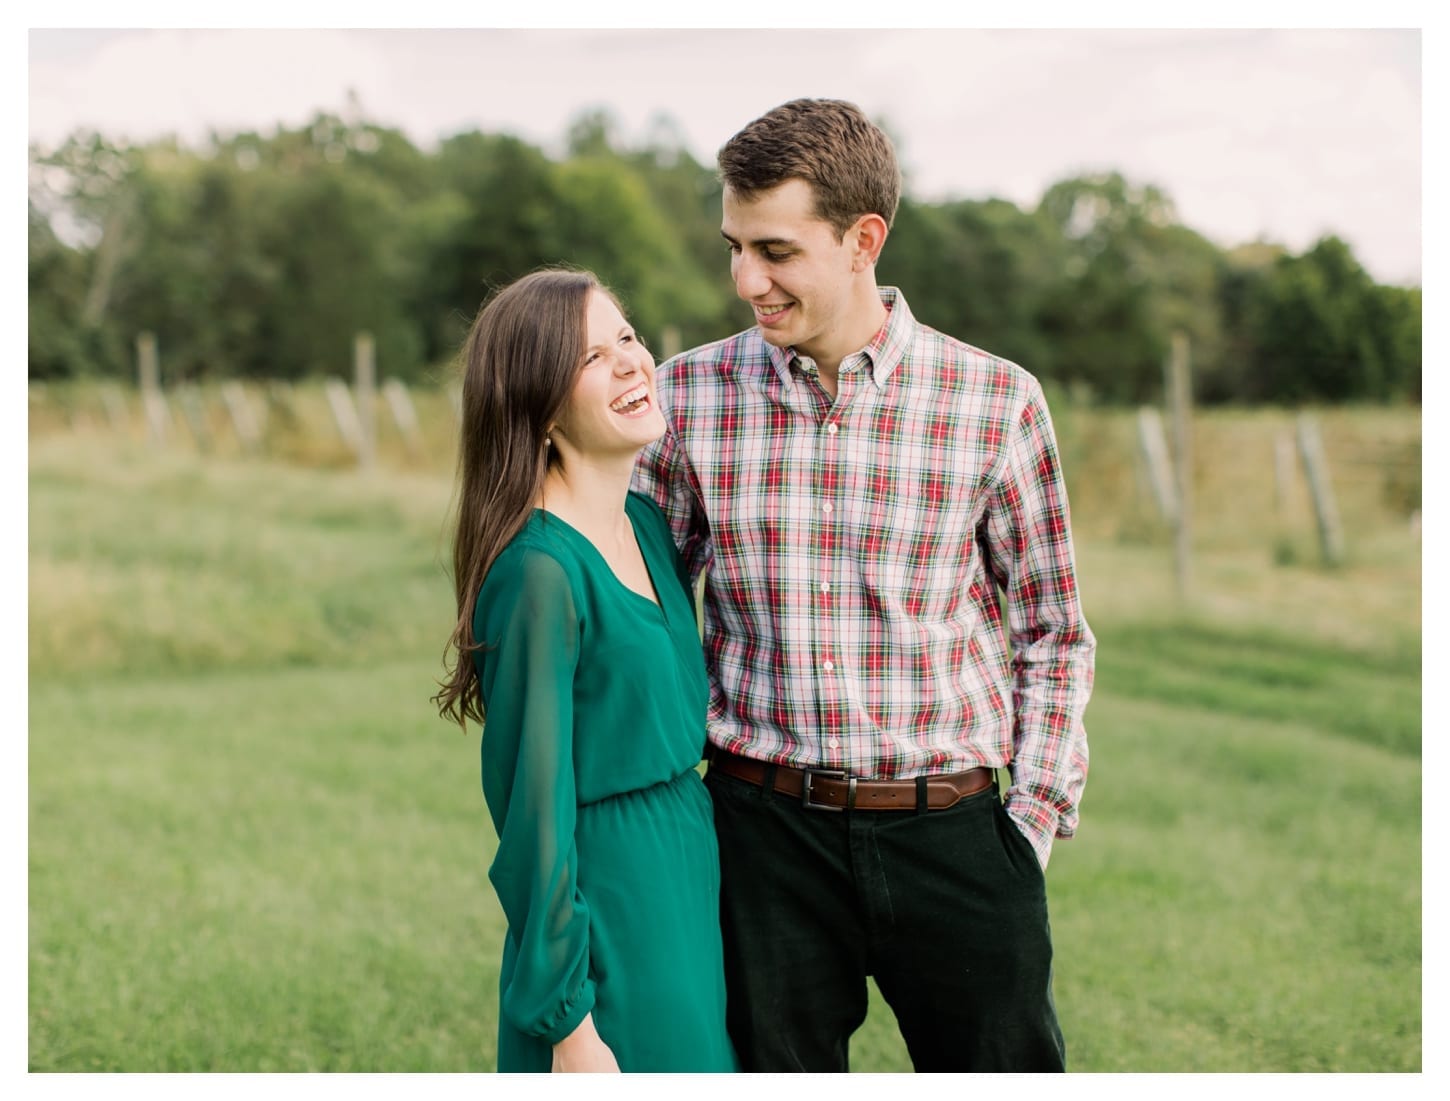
[27,398,1422,1072]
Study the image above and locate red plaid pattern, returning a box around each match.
[633,289,1093,866]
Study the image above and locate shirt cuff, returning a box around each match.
[1004,795,1057,870]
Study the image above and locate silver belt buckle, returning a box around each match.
[801,768,849,812]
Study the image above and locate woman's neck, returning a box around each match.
[539,455,635,544]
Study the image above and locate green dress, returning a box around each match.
[473,492,736,1073]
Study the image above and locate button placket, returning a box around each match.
[816,411,842,768]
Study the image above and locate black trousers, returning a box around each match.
[704,765,1065,1073]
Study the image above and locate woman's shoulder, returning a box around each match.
[478,515,587,609]
[473,528,585,650]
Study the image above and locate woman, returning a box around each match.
[434,269,735,1073]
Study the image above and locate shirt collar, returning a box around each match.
[764,286,915,392]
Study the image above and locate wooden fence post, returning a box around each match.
[354,333,376,471]
[221,382,263,454]
[1165,332,1193,601]
[265,381,298,436]
[324,377,364,458]
[1136,406,1178,522]
[176,384,213,453]
[1295,413,1345,566]
[136,332,170,446]
[1273,431,1297,516]
[382,378,423,458]
[100,384,130,433]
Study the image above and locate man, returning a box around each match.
[633,98,1094,1073]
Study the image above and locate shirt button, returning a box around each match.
[828,738,840,750]
[827,423,838,435]
[822,503,833,514]
[823,660,834,672]
[820,582,830,594]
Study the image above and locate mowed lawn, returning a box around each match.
[28,432,1421,1072]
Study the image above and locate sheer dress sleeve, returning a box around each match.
[474,547,596,1044]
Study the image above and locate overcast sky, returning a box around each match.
[26,25,1425,286]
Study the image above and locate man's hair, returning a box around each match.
[718,98,902,238]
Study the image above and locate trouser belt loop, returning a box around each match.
[915,775,929,815]
[761,764,778,799]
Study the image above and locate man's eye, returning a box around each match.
[765,251,791,262]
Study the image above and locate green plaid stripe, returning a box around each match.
[634,289,1093,866]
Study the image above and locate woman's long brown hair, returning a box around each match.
[433,268,603,729]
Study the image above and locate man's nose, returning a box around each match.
[733,252,771,300]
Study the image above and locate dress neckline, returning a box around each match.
[530,505,664,613]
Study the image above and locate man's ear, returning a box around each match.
[850,213,889,272]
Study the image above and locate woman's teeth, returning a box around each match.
[610,385,650,414]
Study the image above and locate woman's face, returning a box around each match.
[550,290,666,459]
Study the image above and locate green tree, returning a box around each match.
[883,196,1066,376]
[1033,174,1169,402]
[26,114,1420,406]
[251,161,424,379]
[544,154,720,349]
[28,132,147,376]
[621,114,740,348]
[28,201,102,379]
[1241,236,1407,403]
[1032,173,1231,404]
[1369,284,1422,401]
[101,144,282,380]
[428,131,563,356]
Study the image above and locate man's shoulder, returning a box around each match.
[904,319,1042,405]
[656,326,770,390]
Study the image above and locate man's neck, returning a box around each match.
[809,283,887,394]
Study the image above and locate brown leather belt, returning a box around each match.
[705,747,996,812]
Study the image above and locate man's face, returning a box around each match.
[721,178,860,368]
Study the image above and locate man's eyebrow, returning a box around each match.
[720,229,797,248]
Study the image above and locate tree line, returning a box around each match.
[28,108,1421,405]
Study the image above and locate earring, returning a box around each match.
[544,436,552,447]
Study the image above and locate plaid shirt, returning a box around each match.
[633,287,1093,866]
